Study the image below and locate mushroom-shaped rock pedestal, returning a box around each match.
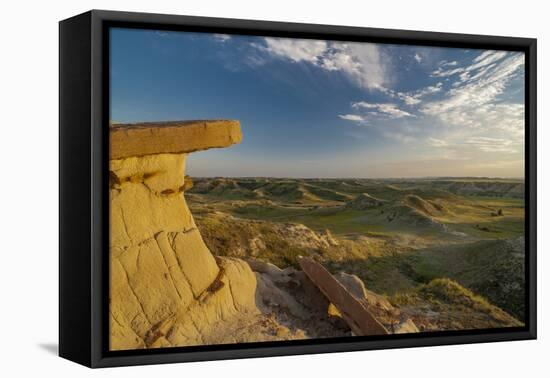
[108,120,412,351]
[109,120,263,350]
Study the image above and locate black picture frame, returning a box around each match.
[59,9,537,368]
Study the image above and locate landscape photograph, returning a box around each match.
[108,28,526,351]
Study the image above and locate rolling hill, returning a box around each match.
[188,177,526,328]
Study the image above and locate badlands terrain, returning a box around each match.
[109,120,524,351]
[188,176,526,330]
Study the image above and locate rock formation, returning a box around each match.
[110,120,311,350]
[298,257,388,336]
[111,120,249,349]
[109,120,417,351]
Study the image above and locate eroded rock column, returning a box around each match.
[109,121,247,350]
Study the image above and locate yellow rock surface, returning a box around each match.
[110,120,242,160]
[109,121,244,350]
[110,154,194,248]
[109,121,334,350]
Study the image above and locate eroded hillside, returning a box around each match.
[109,121,428,351]
[109,121,524,351]
[188,176,526,330]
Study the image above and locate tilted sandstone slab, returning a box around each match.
[333,272,418,334]
[298,256,389,336]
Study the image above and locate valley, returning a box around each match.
[188,176,525,330]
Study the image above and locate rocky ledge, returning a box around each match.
[109,120,417,351]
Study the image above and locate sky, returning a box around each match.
[110,28,525,178]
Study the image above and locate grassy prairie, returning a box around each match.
[188,177,525,330]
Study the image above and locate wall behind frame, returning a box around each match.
[0,0,546,377]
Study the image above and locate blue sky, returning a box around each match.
[110,28,525,178]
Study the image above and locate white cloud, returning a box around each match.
[421,51,525,135]
[339,114,367,123]
[338,101,413,128]
[428,137,449,147]
[213,34,232,42]
[253,38,388,90]
[431,50,509,79]
[463,137,517,153]
[261,38,327,63]
[337,49,524,157]
[383,131,416,144]
[473,50,498,63]
[352,101,414,118]
[381,82,442,106]
[430,66,464,78]
[414,53,422,63]
[401,95,422,106]
[426,134,520,156]
[439,60,458,67]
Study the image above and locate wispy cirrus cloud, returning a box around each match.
[338,114,367,123]
[439,60,458,67]
[212,34,232,42]
[430,51,508,78]
[429,135,519,155]
[217,34,524,161]
[421,51,524,137]
[251,37,389,90]
[351,101,414,118]
[338,48,524,158]
[112,29,527,178]
[382,82,443,106]
[256,38,326,64]
[463,137,517,153]
[382,131,416,144]
[428,137,449,147]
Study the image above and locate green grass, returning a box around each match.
[232,203,308,219]
[399,238,525,320]
[194,213,327,269]
[391,278,522,331]
[188,177,526,329]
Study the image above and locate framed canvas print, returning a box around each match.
[59,10,537,368]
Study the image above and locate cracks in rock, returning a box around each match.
[221,268,239,313]
[110,163,225,348]
[113,227,195,259]
[197,267,226,304]
[118,206,132,243]
[136,244,144,272]
[165,325,176,341]
[111,310,147,346]
[188,316,205,344]
[130,313,141,327]
[116,259,153,327]
[144,325,163,347]
[165,230,200,298]
[144,317,174,347]
[154,234,184,302]
[110,311,125,328]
